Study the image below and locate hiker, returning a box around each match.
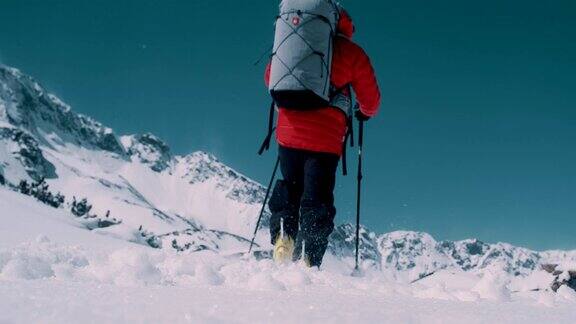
[264,4,381,267]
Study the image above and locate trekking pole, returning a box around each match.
[354,118,365,273]
[248,156,280,254]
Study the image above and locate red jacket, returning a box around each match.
[265,12,381,156]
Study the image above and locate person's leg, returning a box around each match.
[293,151,339,267]
[268,146,305,245]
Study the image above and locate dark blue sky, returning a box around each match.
[1,0,575,250]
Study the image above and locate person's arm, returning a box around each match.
[351,46,381,118]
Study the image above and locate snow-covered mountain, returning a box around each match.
[1,63,575,280]
[329,227,570,278]
[0,64,265,252]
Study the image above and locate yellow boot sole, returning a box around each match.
[273,236,295,264]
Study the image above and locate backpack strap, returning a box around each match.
[258,101,277,155]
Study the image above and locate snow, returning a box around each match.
[47,93,71,112]
[1,271,576,323]
[0,136,32,184]
[0,187,128,250]
[20,128,266,247]
[379,231,451,280]
[558,286,576,302]
[0,97,6,122]
[1,187,576,323]
[1,65,22,77]
[471,268,512,301]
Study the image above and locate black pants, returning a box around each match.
[268,146,339,267]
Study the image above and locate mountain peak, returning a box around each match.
[0,64,22,78]
[174,151,265,205]
[121,133,171,172]
[0,64,126,157]
[384,230,437,243]
[187,150,218,162]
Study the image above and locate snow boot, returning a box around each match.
[293,204,336,267]
[273,232,295,264]
[269,180,299,246]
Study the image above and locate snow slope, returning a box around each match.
[0,187,127,250]
[1,187,576,323]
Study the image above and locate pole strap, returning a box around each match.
[258,101,276,155]
[338,86,354,176]
[341,129,349,176]
[341,113,354,176]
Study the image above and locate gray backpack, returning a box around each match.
[261,0,353,175]
[268,0,340,109]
